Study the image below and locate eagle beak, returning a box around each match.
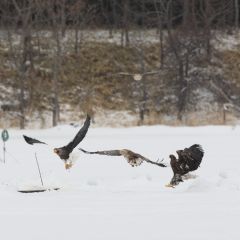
[54,149,58,154]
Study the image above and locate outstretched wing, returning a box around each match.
[79,148,121,156]
[65,115,91,153]
[80,148,167,167]
[182,144,204,171]
[121,150,166,167]
[23,135,47,145]
[116,72,134,76]
[143,70,161,76]
[142,156,167,167]
[132,151,166,167]
[187,144,204,159]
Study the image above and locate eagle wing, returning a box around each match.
[187,144,204,159]
[143,70,161,76]
[65,115,91,153]
[80,148,166,167]
[181,144,204,171]
[80,148,143,167]
[142,156,167,167]
[79,148,122,156]
[133,152,166,167]
[23,135,47,145]
[116,72,134,76]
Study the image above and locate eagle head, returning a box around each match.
[54,148,60,154]
[169,154,176,161]
[53,147,69,160]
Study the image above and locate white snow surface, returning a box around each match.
[0,125,240,240]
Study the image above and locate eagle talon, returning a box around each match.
[65,162,73,170]
[165,183,175,188]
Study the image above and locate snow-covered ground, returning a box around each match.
[0,125,240,240]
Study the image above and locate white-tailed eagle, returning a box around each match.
[79,148,166,167]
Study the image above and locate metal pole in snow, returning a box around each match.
[3,141,6,163]
[35,152,44,187]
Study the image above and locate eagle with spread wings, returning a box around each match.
[166,144,204,187]
[23,115,91,169]
[79,148,166,167]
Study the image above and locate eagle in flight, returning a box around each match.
[166,144,204,187]
[79,148,167,167]
[115,70,161,81]
[23,115,91,169]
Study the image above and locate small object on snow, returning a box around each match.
[18,152,57,193]
[18,187,60,193]
[79,148,167,168]
[23,115,91,169]
[167,144,204,187]
[17,153,60,193]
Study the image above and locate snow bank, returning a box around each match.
[0,125,239,240]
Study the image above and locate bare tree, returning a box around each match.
[154,0,166,68]
[47,0,64,126]
[234,0,239,29]
[6,0,35,129]
[163,0,212,120]
[121,0,130,46]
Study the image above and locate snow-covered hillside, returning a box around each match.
[0,125,239,240]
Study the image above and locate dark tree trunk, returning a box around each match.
[235,0,239,29]
[123,0,130,46]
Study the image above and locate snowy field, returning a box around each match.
[0,125,240,240]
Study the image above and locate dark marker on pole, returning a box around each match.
[1,129,9,164]
[35,152,44,187]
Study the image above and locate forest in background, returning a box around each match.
[0,0,240,128]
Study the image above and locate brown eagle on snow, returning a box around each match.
[166,144,204,187]
[79,148,167,168]
[23,115,91,169]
